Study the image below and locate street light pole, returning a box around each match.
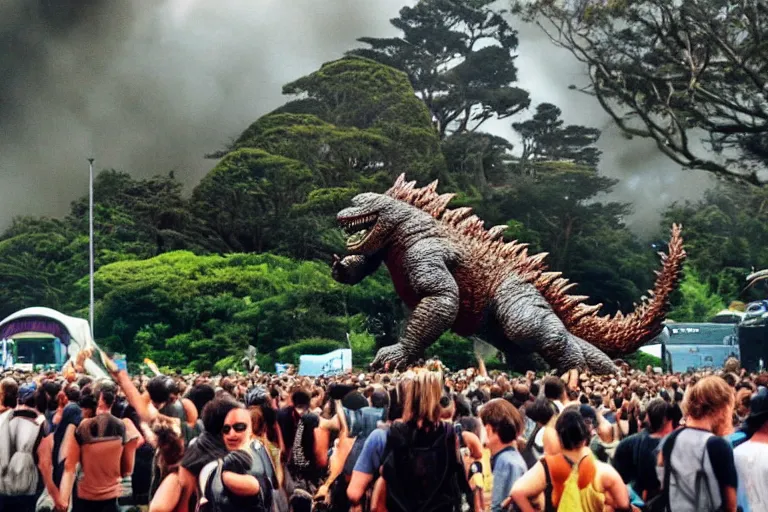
[88,158,95,339]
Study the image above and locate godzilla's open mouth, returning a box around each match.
[338,213,378,250]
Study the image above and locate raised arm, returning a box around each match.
[36,433,61,507]
[57,431,81,510]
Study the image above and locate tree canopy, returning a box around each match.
[350,0,530,137]
[515,0,768,185]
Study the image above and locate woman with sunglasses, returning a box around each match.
[200,404,276,512]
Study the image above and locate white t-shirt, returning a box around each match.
[734,440,768,512]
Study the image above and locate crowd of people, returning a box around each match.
[0,352,767,512]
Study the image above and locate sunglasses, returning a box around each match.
[222,422,248,435]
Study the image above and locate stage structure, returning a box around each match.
[0,307,109,377]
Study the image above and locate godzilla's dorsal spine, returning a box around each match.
[386,174,686,356]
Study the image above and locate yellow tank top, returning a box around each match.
[544,453,605,512]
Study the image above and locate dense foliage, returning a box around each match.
[0,0,762,372]
[515,0,768,185]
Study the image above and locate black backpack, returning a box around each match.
[381,421,467,512]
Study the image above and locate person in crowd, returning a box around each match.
[148,419,186,512]
[0,381,60,509]
[52,390,83,488]
[199,404,272,512]
[734,387,768,511]
[177,396,239,512]
[58,379,140,512]
[0,377,18,416]
[612,397,673,502]
[347,374,414,508]
[357,370,469,512]
[509,407,631,512]
[520,397,557,469]
[542,376,567,413]
[480,398,526,512]
[656,375,738,512]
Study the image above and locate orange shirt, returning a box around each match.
[75,413,131,501]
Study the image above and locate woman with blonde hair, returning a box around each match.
[655,375,738,512]
[355,369,469,512]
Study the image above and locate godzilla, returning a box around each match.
[331,175,685,374]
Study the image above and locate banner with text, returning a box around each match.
[298,348,352,377]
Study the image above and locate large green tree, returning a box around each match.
[515,0,768,184]
[195,57,444,260]
[350,0,530,138]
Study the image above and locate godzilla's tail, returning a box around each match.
[566,224,686,357]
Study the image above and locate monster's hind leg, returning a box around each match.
[493,295,586,372]
[370,254,459,370]
[492,279,617,374]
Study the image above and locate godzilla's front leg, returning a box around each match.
[331,254,382,285]
[371,262,459,370]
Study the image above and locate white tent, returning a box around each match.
[0,307,107,377]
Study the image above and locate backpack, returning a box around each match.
[0,410,45,496]
[521,424,544,469]
[644,428,724,512]
[381,421,467,512]
[540,454,606,512]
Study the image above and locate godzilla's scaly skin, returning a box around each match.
[332,175,686,374]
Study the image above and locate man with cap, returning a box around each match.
[734,388,768,511]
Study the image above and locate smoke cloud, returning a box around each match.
[0,0,711,237]
[0,0,406,226]
[492,21,714,237]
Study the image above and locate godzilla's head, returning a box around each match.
[337,192,410,255]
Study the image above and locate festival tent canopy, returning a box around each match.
[0,307,107,376]
[0,307,94,348]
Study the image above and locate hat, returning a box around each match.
[341,391,368,411]
[18,382,37,403]
[746,388,768,430]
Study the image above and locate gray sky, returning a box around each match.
[0,0,712,237]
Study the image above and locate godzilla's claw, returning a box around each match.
[331,254,345,282]
[371,343,413,371]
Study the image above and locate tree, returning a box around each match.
[661,182,768,301]
[513,103,601,170]
[516,0,768,184]
[281,56,445,182]
[192,149,314,253]
[350,0,530,137]
[196,57,446,260]
[668,265,725,322]
[441,131,514,192]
